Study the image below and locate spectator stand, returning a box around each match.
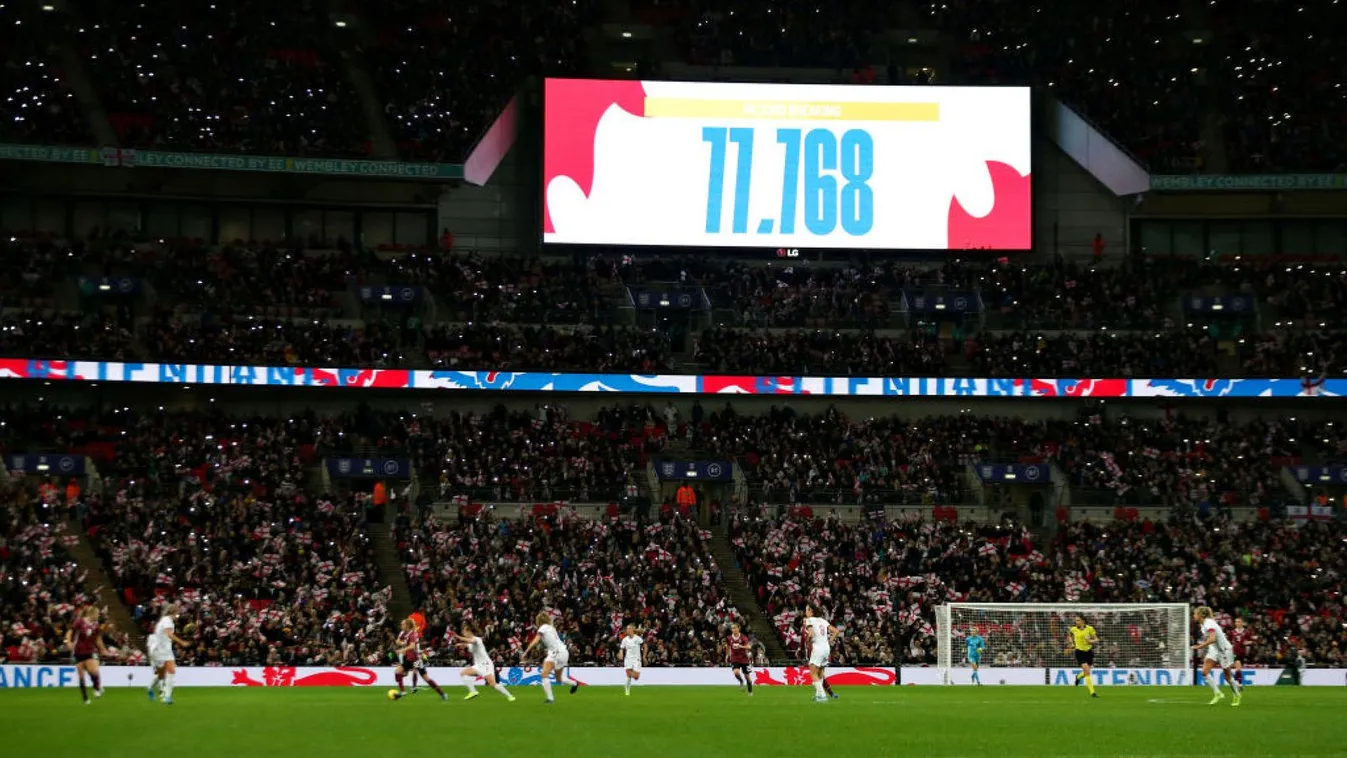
[0,308,136,362]
[394,507,743,666]
[73,0,370,156]
[393,251,618,326]
[0,3,90,145]
[1208,0,1347,173]
[730,499,999,526]
[360,0,600,163]
[144,243,368,320]
[0,478,94,664]
[423,322,672,374]
[0,233,82,310]
[142,311,405,368]
[926,1,1203,171]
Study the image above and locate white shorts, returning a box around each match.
[624,660,641,672]
[1205,649,1235,670]
[544,649,570,669]
[149,652,174,669]
[808,645,830,668]
[471,660,496,679]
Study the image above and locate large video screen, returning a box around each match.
[542,79,1031,250]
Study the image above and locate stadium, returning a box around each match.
[0,0,1345,756]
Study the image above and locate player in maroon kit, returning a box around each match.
[725,623,754,696]
[392,617,447,701]
[1229,617,1254,680]
[65,606,107,705]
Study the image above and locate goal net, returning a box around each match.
[936,603,1190,685]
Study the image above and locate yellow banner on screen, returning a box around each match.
[642,98,940,122]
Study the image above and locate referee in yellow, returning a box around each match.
[1066,614,1100,698]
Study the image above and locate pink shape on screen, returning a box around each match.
[542,79,648,234]
[946,161,1032,250]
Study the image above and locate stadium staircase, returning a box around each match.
[707,533,788,660]
[63,519,144,649]
[55,47,117,147]
[324,0,408,160]
[368,522,415,621]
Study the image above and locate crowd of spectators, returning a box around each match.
[730,510,1036,664]
[1209,0,1347,173]
[144,244,361,318]
[0,234,81,309]
[1053,516,1345,667]
[395,252,610,324]
[968,330,1221,378]
[1221,263,1347,324]
[729,506,1344,668]
[415,407,652,503]
[425,323,671,373]
[0,310,136,362]
[84,487,391,667]
[2,394,1343,668]
[975,258,1213,330]
[7,0,1340,176]
[0,4,89,145]
[927,1,1204,171]
[363,0,599,161]
[692,406,975,505]
[639,1,1340,174]
[1239,330,1347,377]
[695,327,948,376]
[6,237,1347,377]
[8,406,399,666]
[0,478,91,663]
[73,0,368,155]
[681,407,1299,513]
[1303,419,1347,462]
[8,302,1343,379]
[142,313,405,367]
[395,510,744,666]
[651,0,894,71]
[706,264,897,328]
[1052,415,1296,511]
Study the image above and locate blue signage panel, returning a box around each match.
[324,458,413,479]
[1288,465,1347,485]
[904,290,982,314]
[654,460,734,481]
[975,463,1049,483]
[1182,293,1254,315]
[8,454,86,475]
[358,285,422,305]
[629,288,705,310]
[77,276,141,295]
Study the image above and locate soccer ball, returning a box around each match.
[386,689,399,701]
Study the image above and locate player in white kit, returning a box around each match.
[619,625,645,696]
[1192,606,1243,706]
[522,612,580,703]
[803,604,840,702]
[451,623,516,702]
[146,603,190,705]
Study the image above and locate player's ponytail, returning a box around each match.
[1196,606,1213,620]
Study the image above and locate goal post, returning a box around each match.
[937,603,1191,685]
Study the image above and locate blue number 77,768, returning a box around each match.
[703,126,874,237]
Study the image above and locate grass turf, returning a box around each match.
[1,686,1342,758]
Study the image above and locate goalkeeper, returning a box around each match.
[965,627,986,685]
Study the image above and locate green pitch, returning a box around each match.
[1,687,1343,758]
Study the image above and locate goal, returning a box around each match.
[936,603,1190,684]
